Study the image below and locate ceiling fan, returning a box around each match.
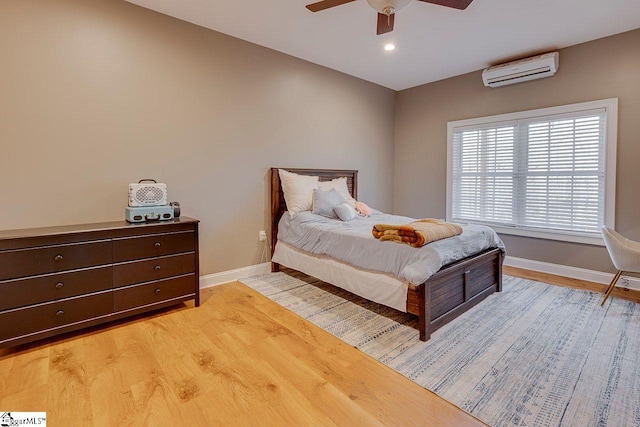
[305,0,473,35]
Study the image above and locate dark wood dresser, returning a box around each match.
[0,217,199,348]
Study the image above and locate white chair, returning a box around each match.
[601,226,640,306]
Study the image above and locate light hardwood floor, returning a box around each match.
[503,266,640,304]
[0,282,485,427]
[2,269,630,426]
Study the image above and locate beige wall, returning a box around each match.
[3,0,637,277]
[394,29,640,273]
[0,0,395,275]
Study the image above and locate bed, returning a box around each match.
[270,168,503,341]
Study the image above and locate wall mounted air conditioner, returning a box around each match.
[482,52,559,88]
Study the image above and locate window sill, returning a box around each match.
[489,225,605,246]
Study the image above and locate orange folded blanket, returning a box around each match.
[372,218,462,248]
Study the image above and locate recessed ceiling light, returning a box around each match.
[384,43,395,51]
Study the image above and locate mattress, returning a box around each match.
[272,241,410,312]
[277,210,505,286]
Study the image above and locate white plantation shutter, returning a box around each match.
[452,125,515,225]
[519,113,605,234]
[447,99,617,244]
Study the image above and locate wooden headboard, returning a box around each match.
[270,168,358,258]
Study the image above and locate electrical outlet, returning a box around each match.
[259,230,267,242]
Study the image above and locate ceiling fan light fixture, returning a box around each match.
[367,0,411,15]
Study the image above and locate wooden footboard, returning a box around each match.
[407,248,503,341]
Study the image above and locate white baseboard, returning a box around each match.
[504,256,640,290]
[199,262,271,289]
[199,258,640,291]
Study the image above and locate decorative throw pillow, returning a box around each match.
[312,188,345,219]
[319,177,356,207]
[355,201,372,217]
[334,202,357,222]
[279,169,319,217]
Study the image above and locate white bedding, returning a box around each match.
[272,241,409,312]
[277,210,505,286]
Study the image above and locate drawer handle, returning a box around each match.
[54,254,64,262]
[56,310,65,316]
[154,242,161,248]
[55,282,64,289]
[154,288,161,294]
[154,265,161,271]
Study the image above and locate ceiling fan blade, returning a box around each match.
[417,0,473,10]
[376,13,395,35]
[306,0,357,12]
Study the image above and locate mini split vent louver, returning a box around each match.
[482,52,559,88]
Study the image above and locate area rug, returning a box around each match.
[240,271,640,427]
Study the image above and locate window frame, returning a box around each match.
[446,98,618,246]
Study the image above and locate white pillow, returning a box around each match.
[334,202,357,222]
[279,169,319,217]
[312,188,345,219]
[319,177,356,207]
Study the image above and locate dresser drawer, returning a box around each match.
[0,217,199,348]
[0,240,112,281]
[0,266,113,311]
[112,231,195,262]
[113,253,195,288]
[0,291,112,343]
[114,274,196,312]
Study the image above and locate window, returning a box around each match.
[446,99,617,245]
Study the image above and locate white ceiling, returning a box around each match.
[125,0,640,91]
